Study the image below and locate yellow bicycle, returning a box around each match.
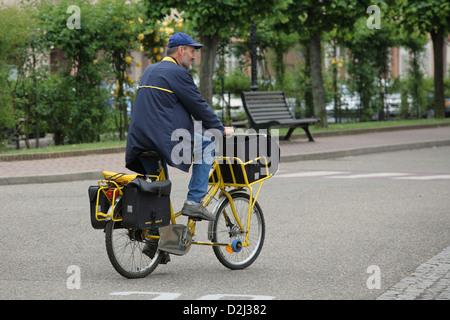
[90,135,278,279]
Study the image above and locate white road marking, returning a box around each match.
[275,171,450,181]
[395,175,450,180]
[326,172,409,179]
[109,292,276,300]
[275,171,346,178]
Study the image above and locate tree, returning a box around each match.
[400,29,428,118]
[252,14,299,88]
[146,0,281,106]
[37,0,177,143]
[340,13,399,121]
[99,0,181,138]
[281,0,368,127]
[396,0,450,118]
[38,0,111,144]
[96,0,142,140]
[0,3,42,149]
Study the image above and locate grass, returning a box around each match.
[1,139,126,155]
[1,118,449,155]
[310,118,450,132]
[274,118,450,136]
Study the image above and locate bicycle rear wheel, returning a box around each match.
[211,192,265,270]
[105,200,161,279]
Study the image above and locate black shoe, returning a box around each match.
[160,252,171,264]
[181,201,216,221]
[143,238,170,264]
[142,238,158,258]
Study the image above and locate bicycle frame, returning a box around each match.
[94,155,273,251]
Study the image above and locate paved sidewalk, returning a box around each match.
[0,126,449,185]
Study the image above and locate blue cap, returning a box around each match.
[168,32,203,49]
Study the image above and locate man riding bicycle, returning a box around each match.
[126,32,233,222]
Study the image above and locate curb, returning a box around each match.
[0,146,126,162]
[306,122,450,138]
[0,171,104,186]
[281,139,450,162]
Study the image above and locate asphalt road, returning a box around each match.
[0,146,449,300]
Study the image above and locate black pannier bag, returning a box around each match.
[122,178,172,229]
[88,186,110,229]
[211,134,280,184]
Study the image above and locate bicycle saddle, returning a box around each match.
[140,150,161,159]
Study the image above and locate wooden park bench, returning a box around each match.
[241,91,320,141]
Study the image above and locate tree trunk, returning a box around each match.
[309,31,327,127]
[430,27,445,118]
[274,44,285,87]
[301,40,314,118]
[199,34,221,106]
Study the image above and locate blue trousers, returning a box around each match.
[139,133,214,203]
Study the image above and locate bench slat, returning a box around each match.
[254,116,292,120]
[245,94,284,99]
[247,103,287,109]
[245,98,285,103]
[252,111,292,117]
[250,109,292,115]
[243,90,284,96]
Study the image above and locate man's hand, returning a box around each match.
[223,126,234,138]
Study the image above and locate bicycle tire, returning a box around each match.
[211,192,265,270]
[105,200,162,279]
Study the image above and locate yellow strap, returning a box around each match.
[137,57,177,93]
[138,85,174,94]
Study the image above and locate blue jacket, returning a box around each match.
[125,57,224,174]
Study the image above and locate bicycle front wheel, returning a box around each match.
[211,192,265,270]
[105,201,161,279]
